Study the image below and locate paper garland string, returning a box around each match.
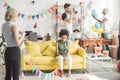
[3,2,57,20]
[22,48,60,80]
[79,0,94,22]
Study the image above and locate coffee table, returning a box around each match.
[86,53,112,73]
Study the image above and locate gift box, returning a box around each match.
[94,47,102,54]
[109,45,118,59]
[103,50,109,57]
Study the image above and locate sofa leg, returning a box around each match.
[82,69,85,74]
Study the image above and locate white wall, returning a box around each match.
[0,0,120,39]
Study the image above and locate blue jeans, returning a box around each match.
[102,33,110,39]
[68,34,74,42]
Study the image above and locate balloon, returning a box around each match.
[92,10,97,17]
[97,28,103,34]
[117,60,120,71]
[95,22,100,29]
[91,25,97,32]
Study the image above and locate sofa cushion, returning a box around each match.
[26,45,42,57]
[25,40,38,46]
[42,45,56,57]
[69,40,79,55]
[25,55,83,65]
[39,40,56,53]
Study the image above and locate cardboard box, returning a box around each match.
[110,45,118,59]
[87,45,94,53]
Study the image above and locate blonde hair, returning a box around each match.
[5,8,17,21]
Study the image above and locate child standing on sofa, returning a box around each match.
[56,29,72,77]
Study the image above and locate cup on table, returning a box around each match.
[94,47,102,54]
[103,50,109,57]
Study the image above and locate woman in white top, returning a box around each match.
[1,8,25,80]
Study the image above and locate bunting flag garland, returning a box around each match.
[21,47,60,80]
[79,0,94,21]
[3,2,57,20]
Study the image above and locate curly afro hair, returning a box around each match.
[59,29,69,37]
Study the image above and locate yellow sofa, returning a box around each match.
[21,40,86,71]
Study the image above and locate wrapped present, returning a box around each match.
[109,45,118,59]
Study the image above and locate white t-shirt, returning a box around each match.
[62,13,73,34]
[101,15,111,33]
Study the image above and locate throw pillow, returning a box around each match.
[26,45,42,57]
[42,45,56,57]
[69,40,79,55]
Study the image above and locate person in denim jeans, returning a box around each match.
[93,8,111,55]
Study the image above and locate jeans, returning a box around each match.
[56,55,72,70]
[102,33,110,39]
[5,46,21,80]
[68,34,74,42]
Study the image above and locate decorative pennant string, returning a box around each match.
[3,2,57,20]
[23,48,59,80]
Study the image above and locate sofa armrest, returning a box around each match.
[77,46,86,68]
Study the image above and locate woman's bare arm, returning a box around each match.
[92,16,102,22]
[11,25,25,46]
[1,33,5,42]
[56,43,59,56]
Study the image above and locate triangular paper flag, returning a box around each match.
[54,69,58,75]
[21,71,25,79]
[48,73,52,80]
[32,16,35,20]
[44,11,48,15]
[38,71,42,78]
[17,13,21,17]
[79,1,84,6]
[20,42,26,50]
[21,14,25,18]
[35,69,39,76]
[3,3,8,7]
[46,74,48,79]
[40,73,45,80]
[32,64,37,73]
[24,49,27,55]
[7,6,11,10]
[28,15,31,20]
[56,69,61,76]
[29,58,33,67]
[50,7,54,11]
[56,15,61,20]
[47,9,51,13]
[53,4,57,9]
[36,15,39,19]
[40,13,44,18]
[76,78,85,80]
